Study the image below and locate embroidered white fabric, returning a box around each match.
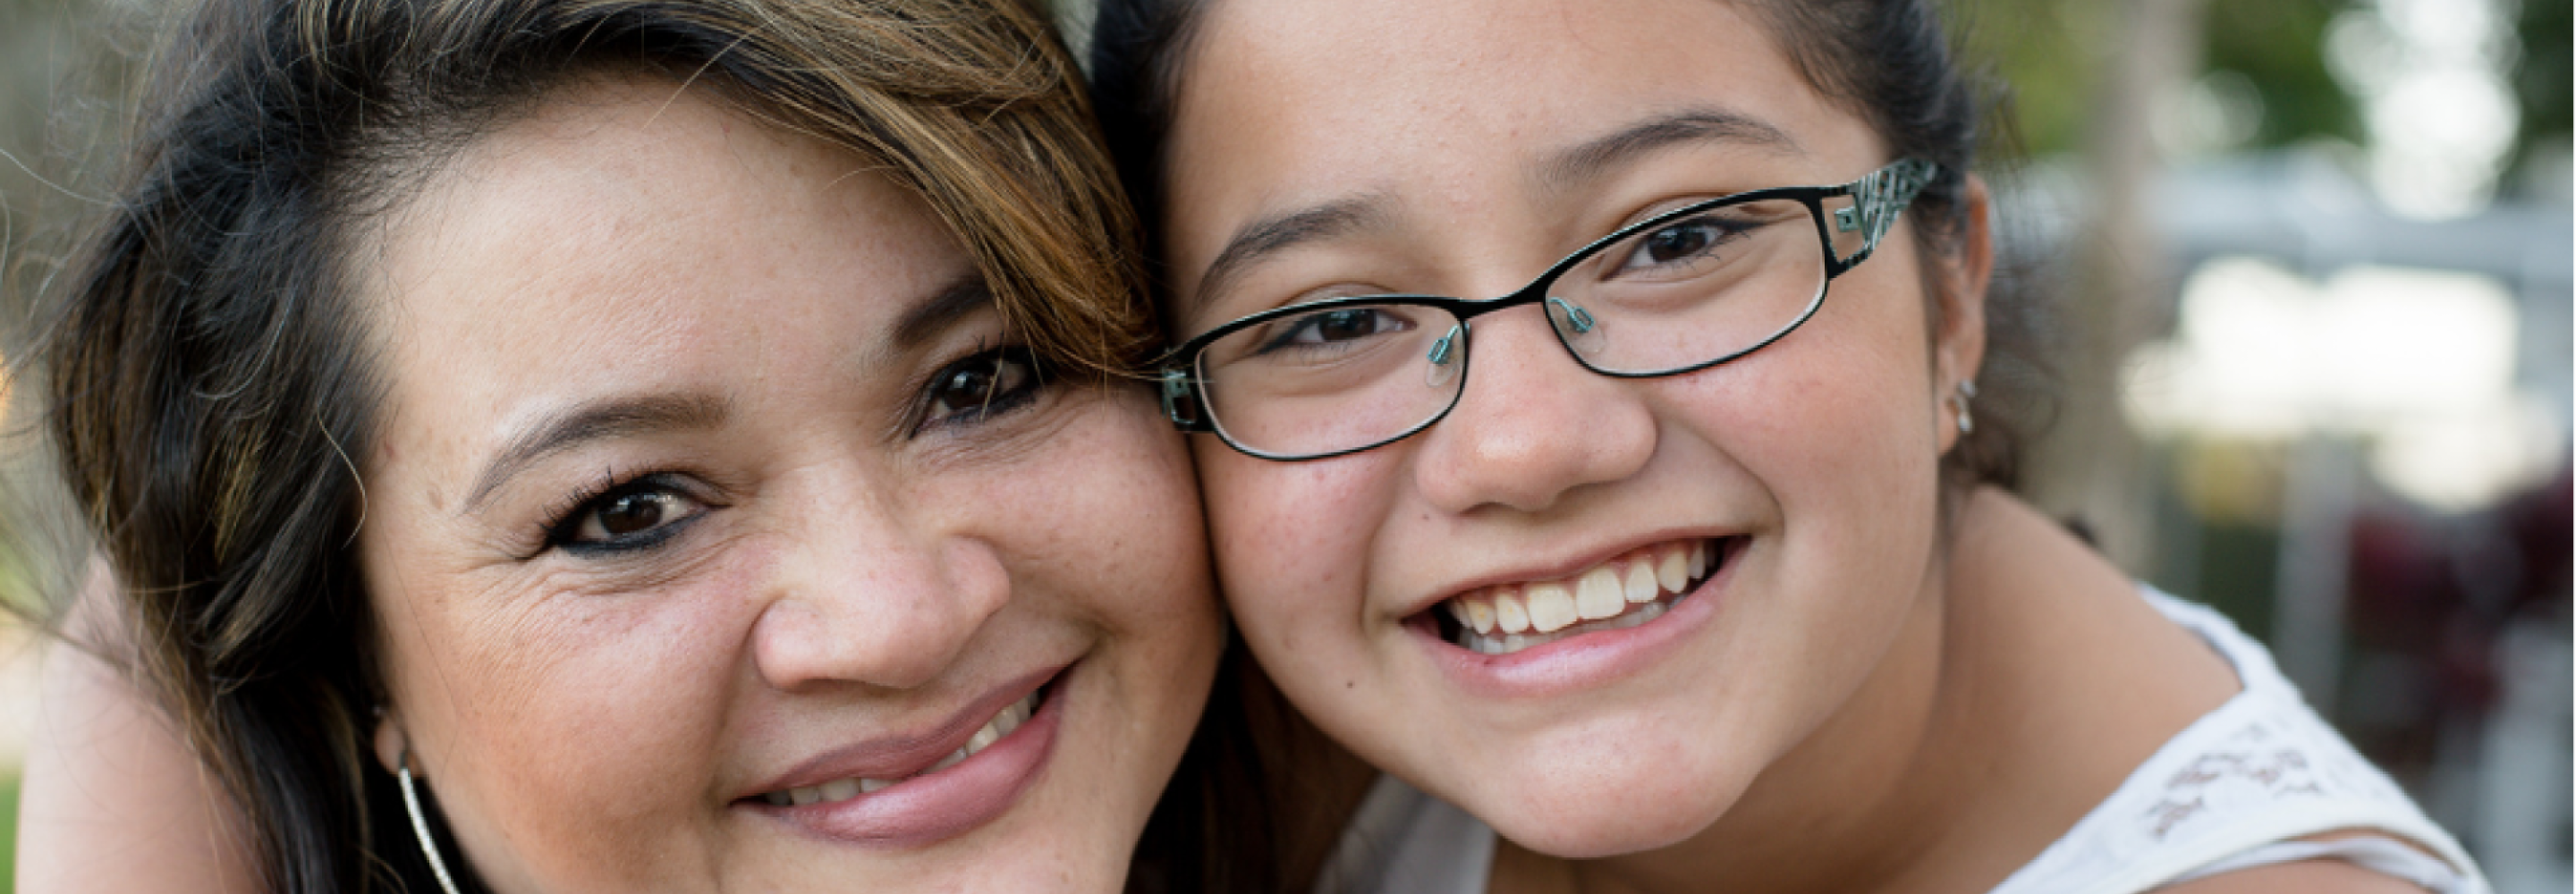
[1309,587,2488,894]
[1987,590,2487,894]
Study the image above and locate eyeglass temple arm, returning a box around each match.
[1161,367,1216,432]
[1825,157,1939,275]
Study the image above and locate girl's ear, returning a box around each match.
[373,708,407,775]
[1932,174,1995,451]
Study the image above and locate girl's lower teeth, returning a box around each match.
[1456,597,1674,654]
[761,689,1041,807]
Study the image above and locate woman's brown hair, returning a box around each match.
[36,0,1171,890]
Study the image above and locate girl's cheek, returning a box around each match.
[1199,446,1381,624]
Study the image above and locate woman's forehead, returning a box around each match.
[373,80,960,341]
[359,80,976,477]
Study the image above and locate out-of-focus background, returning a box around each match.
[0,0,2567,890]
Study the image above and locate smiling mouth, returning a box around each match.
[1432,537,1734,656]
[757,684,1049,807]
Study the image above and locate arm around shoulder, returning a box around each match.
[16,565,259,894]
[2161,858,2444,894]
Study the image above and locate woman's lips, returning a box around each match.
[747,667,1068,848]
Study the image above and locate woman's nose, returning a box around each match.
[1411,309,1656,515]
[751,485,1010,692]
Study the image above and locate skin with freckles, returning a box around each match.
[1165,0,1979,864]
[1156,2,2419,892]
[353,77,1219,892]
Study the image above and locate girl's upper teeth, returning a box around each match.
[1444,539,1716,642]
[759,691,1040,807]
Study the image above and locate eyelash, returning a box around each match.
[536,470,705,557]
[911,342,1048,435]
[525,344,1048,559]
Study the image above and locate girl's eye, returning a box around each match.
[1620,218,1733,271]
[1246,305,1411,358]
[548,477,708,553]
[1258,307,1412,354]
[922,346,1045,427]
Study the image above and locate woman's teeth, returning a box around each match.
[1445,539,1718,655]
[759,690,1041,807]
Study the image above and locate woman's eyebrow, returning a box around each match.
[1191,194,1389,311]
[465,393,729,512]
[889,272,997,352]
[1540,108,1804,193]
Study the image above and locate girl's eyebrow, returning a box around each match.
[1539,107,1805,195]
[1191,193,1391,311]
[1190,110,1798,313]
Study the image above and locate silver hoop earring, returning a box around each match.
[1953,379,1979,436]
[398,746,467,894]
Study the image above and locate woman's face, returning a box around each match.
[1161,0,1986,856]
[355,79,1220,892]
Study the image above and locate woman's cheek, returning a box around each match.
[380,547,758,892]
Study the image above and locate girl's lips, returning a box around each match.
[1413,540,1740,700]
[749,668,1068,848]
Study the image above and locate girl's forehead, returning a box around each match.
[1173,2,1877,198]
[1159,0,1883,297]
[1173,0,1839,153]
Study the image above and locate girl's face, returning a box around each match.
[1162,0,1987,856]
[356,80,1220,891]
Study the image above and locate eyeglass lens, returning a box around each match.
[1192,194,1851,459]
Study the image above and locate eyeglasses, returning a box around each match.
[1158,157,1940,460]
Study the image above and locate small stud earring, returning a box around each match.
[1953,379,1978,436]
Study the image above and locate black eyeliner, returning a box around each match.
[910,342,1048,435]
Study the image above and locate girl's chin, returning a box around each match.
[1453,747,1761,859]
[1486,793,1734,859]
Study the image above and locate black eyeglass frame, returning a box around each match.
[1157,157,1942,461]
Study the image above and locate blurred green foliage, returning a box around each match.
[1959,0,2566,181]
[1954,0,2107,157]
[2511,0,2571,175]
[0,774,18,894]
[1957,0,2365,158]
[2204,0,2360,148]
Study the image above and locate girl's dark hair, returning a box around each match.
[1089,0,2055,495]
[35,0,1199,890]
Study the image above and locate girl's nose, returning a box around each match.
[751,483,1010,693]
[1410,308,1656,515]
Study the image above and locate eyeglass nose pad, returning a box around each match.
[1425,325,1463,389]
[1547,297,1596,333]
[1546,297,1606,357]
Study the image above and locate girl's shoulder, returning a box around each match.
[1985,587,2490,894]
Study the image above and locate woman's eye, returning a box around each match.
[552,480,708,552]
[922,347,1044,426]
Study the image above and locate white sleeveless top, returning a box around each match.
[1310,588,2489,894]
